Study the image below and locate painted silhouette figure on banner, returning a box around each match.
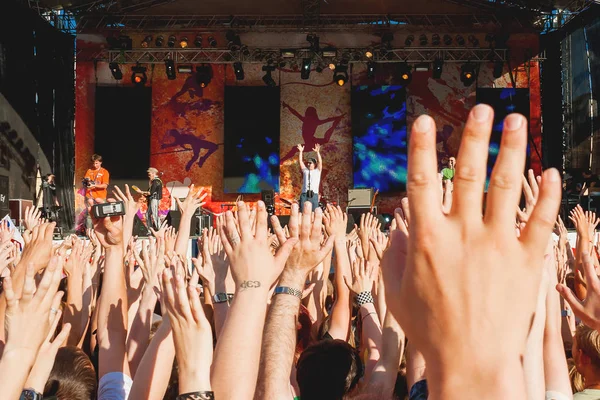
[167,76,218,117]
[159,129,219,171]
[280,102,345,163]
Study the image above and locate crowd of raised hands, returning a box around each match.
[2,104,600,400]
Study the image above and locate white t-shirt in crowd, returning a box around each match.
[98,372,133,400]
[302,168,321,194]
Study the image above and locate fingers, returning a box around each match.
[270,215,288,248]
[556,284,586,320]
[301,201,313,240]
[288,203,300,238]
[520,169,562,254]
[51,323,72,349]
[255,201,268,240]
[483,114,529,229]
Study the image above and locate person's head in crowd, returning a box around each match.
[43,346,97,400]
[91,154,102,170]
[306,157,317,170]
[147,167,159,180]
[572,324,600,383]
[296,339,363,400]
[44,173,55,183]
[447,156,456,169]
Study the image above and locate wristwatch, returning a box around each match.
[213,293,233,304]
[20,389,42,400]
[274,286,302,299]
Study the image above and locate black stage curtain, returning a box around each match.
[0,0,75,229]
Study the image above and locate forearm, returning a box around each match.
[127,286,158,378]
[368,310,405,395]
[213,303,229,338]
[256,270,304,399]
[359,303,382,382]
[174,212,193,258]
[0,349,37,400]
[212,288,269,400]
[129,320,176,400]
[328,240,352,339]
[64,274,85,346]
[544,285,572,396]
[122,216,135,254]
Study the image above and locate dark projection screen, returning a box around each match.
[352,85,407,193]
[224,86,280,193]
[476,88,530,187]
[95,86,151,179]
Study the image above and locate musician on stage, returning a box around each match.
[39,173,60,221]
[134,167,163,231]
[441,156,456,181]
[297,143,322,211]
[83,154,110,201]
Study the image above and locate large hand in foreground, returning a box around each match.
[394,106,561,397]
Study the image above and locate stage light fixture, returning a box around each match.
[367,62,375,79]
[131,64,147,86]
[226,30,241,51]
[485,33,495,44]
[109,62,123,80]
[455,35,465,46]
[278,60,287,68]
[177,65,193,73]
[322,48,337,57]
[365,48,374,58]
[262,65,277,86]
[180,36,189,48]
[493,60,504,78]
[241,45,250,56]
[443,34,452,45]
[468,34,479,47]
[333,65,348,86]
[281,49,296,58]
[419,34,428,46]
[141,35,152,48]
[301,58,312,80]
[195,64,213,87]
[398,63,412,86]
[165,59,176,80]
[460,63,476,86]
[432,33,440,46]
[404,35,414,46]
[194,35,202,47]
[167,35,176,47]
[155,35,164,47]
[208,36,217,47]
[315,63,324,73]
[306,34,320,52]
[432,59,443,79]
[328,62,336,71]
[233,62,244,80]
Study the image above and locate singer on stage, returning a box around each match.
[134,167,163,231]
[297,143,322,211]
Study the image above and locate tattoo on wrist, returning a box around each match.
[176,392,214,400]
[239,280,261,290]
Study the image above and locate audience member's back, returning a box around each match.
[43,346,97,400]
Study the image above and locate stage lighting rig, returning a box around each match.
[443,34,452,45]
[460,63,477,86]
[262,65,276,87]
[109,62,123,80]
[365,48,374,59]
[226,31,241,51]
[233,62,245,80]
[167,35,176,48]
[194,35,202,47]
[432,34,440,46]
[208,36,217,47]
[196,65,213,87]
[419,34,428,46]
[165,59,176,80]
[398,63,412,86]
[306,34,320,52]
[333,65,348,86]
[432,59,443,79]
[180,36,189,48]
[301,58,312,80]
[131,64,147,86]
[455,35,465,46]
[468,34,479,47]
[155,35,164,47]
[367,62,375,79]
[405,35,414,46]
[141,35,152,48]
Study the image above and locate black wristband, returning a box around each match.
[176,392,215,400]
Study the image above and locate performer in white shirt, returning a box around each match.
[297,143,322,211]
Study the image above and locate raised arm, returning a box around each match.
[174,184,207,258]
[297,144,307,171]
[256,201,335,399]
[113,185,140,253]
[313,144,323,171]
[283,101,305,121]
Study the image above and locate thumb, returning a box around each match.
[556,283,585,318]
[274,237,299,267]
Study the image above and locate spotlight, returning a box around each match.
[118,35,132,50]
[404,35,414,46]
[485,33,495,44]
[155,35,164,47]
[398,63,412,86]
[333,65,348,86]
[208,36,217,47]
[431,33,440,46]
[109,62,123,80]
[493,60,504,78]
[278,60,287,68]
[328,62,336,71]
[460,63,477,86]
[177,65,193,73]
[315,63,324,73]
[365,48,374,58]
[195,65,213,87]
[131,64,147,86]
[432,59,443,79]
[455,35,465,46]
[141,35,152,48]
[419,34,428,46]
[468,34,479,47]
[179,36,188,48]
[262,65,276,87]
[241,45,250,56]
[167,35,176,48]
[367,62,375,79]
[226,31,241,51]
[165,59,176,80]
[301,58,311,80]
[306,34,320,52]
[443,34,452,45]
[233,62,244,80]
[194,35,202,47]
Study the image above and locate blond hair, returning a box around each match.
[575,324,600,368]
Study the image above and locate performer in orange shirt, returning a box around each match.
[83,154,110,201]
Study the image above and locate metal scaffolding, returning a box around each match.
[87,47,509,64]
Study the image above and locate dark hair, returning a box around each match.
[308,158,317,165]
[43,346,97,400]
[296,339,364,400]
[296,304,314,362]
[91,154,102,162]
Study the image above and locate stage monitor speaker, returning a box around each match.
[261,190,275,207]
[348,188,373,207]
[346,206,376,225]
[0,175,8,211]
[346,214,355,234]
[167,210,201,236]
